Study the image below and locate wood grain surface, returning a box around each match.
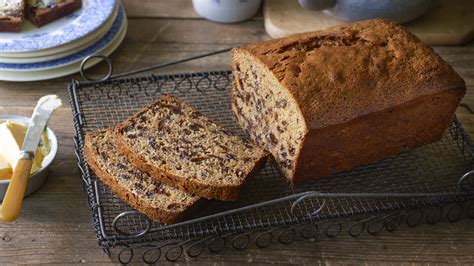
[264,0,474,45]
[0,0,473,264]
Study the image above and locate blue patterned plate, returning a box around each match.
[0,7,125,71]
[0,0,116,52]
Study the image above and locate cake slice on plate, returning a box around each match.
[25,0,82,27]
[0,0,24,32]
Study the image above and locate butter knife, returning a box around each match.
[0,95,62,222]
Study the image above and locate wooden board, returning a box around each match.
[264,0,474,45]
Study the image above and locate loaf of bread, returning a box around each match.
[231,19,466,183]
[84,129,201,224]
[0,0,24,32]
[26,0,82,27]
[114,95,268,201]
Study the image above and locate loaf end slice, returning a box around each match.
[232,18,466,183]
[84,129,201,224]
[26,0,82,27]
[0,0,24,32]
[114,95,268,201]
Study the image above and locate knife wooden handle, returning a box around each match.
[0,157,33,222]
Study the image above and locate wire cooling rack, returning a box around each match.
[69,51,474,264]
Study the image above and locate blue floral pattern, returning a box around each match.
[0,0,116,52]
[0,7,124,71]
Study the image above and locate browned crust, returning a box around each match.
[113,96,268,201]
[232,18,467,183]
[291,88,465,183]
[0,17,22,32]
[235,18,466,129]
[84,129,201,224]
[26,0,82,27]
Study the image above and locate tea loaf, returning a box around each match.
[84,129,201,224]
[0,0,24,32]
[231,18,466,183]
[114,95,268,201]
[26,0,82,27]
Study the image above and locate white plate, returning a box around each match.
[0,0,119,59]
[0,7,125,71]
[0,0,116,53]
[0,12,127,81]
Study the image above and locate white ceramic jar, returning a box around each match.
[192,0,262,23]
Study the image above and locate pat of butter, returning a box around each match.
[0,154,12,180]
[0,121,50,177]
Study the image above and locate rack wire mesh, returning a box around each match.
[69,63,474,263]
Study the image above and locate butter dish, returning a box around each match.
[0,115,58,200]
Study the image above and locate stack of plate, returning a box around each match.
[0,0,126,82]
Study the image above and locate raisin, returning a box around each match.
[167,203,181,210]
[236,106,243,116]
[281,152,288,158]
[282,120,289,126]
[99,152,109,160]
[252,71,258,80]
[277,126,284,133]
[225,153,236,161]
[243,157,252,163]
[268,133,278,146]
[190,156,207,163]
[282,160,293,169]
[221,166,230,173]
[127,134,137,139]
[276,99,288,108]
[117,163,127,170]
[256,99,263,112]
[120,174,130,181]
[134,183,144,191]
[238,78,244,90]
[194,144,204,150]
[289,147,296,155]
[190,124,203,131]
[157,119,167,130]
[200,171,209,178]
[149,140,158,150]
[153,179,162,187]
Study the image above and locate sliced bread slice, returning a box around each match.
[0,0,24,32]
[84,128,201,224]
[25,0,82,27]
[114,95,268,201]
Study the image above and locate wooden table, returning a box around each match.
[1,1,473,264]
